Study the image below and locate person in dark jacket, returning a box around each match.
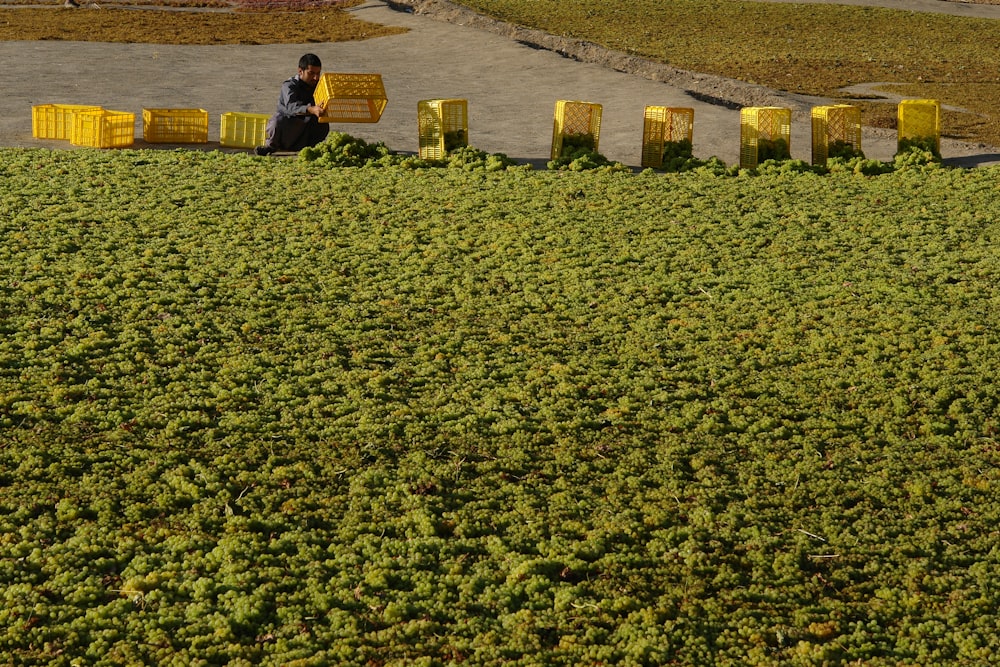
[255,53,329,155]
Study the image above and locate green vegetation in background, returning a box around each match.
[450,0,1000,147]
[3,147,1000,665]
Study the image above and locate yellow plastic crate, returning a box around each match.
[32,104,103,141]
[552,100,602,160]
[740,106,791,168]
[220,112,271,148]
[143,108,209,144]
[71,109,135,148]
[417,99,468,160]
[811,104,862,166]
[314,73,387,124]
[641,106,694,168]
[897,99,940,154]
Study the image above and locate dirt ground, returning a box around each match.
[2,0,999,168]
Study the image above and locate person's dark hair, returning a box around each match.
[298,53,322,70]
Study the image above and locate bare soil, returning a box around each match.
[0,4,406,44]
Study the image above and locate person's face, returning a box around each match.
[298,65,321,86]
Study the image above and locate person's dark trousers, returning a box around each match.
[264,114,330,152]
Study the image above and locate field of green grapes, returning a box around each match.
[3,147,1000,665]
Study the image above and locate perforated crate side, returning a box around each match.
[897,99,940,154]
[220,112,271,148]
[551,100,602,160]
[32,104,103,141]
[810,105,861,166]
[143,108,209,144]
[315,73,388,124]
[740,106,791,168]
[71,109,135,149]
[641,106,694,168]
[418,99,468,160]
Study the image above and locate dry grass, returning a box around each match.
[0,1,405,45]
[451,0,1000,147]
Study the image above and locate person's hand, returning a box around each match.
[310,101,327,118]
